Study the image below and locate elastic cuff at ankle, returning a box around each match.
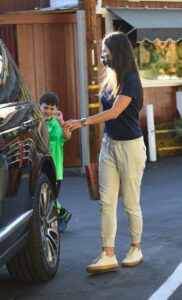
[102,237,115,247]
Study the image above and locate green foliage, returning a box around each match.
[156,121,175,130]
[157,148,182,157]
[155,131,175,140]
[155,120,182,157]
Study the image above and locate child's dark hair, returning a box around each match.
[40,92,59,106]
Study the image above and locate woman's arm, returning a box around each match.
[63,94,132,131]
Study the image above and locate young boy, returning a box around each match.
[40,92,72,232]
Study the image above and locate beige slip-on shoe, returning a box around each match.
[122,246,144,267]
[87,251,119,273]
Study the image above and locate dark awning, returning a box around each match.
[108,8,182,42]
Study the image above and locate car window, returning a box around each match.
[0,40,31,104]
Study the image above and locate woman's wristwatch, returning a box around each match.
[80,118,88,127]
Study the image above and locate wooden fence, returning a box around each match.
[0,13,81,167]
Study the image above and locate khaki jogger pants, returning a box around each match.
[99,134,147,247]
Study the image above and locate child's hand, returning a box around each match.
[54,110,64,126]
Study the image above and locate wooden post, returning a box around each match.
[79,0,100,162]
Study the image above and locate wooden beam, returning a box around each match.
[0,13,77,25]
[83,0,100,163]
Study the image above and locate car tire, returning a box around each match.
[6,173,60,281]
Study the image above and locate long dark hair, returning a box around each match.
[100,31,143,109]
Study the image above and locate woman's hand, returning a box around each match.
[63,119,82,131]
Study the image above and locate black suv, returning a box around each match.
[0,40,60,281]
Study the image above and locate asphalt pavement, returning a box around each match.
[0,156,182,300]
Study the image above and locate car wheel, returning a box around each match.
[6,173,60,281]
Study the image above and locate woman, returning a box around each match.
[63,32,147,273]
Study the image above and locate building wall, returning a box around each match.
[101,0,181,130]
[141,86,179,129]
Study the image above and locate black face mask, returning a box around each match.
[100,54,112,68]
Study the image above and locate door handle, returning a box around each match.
[22,120,34,129]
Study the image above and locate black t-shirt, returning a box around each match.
[101,72,143,140]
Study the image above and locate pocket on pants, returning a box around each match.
[122,139,146,179]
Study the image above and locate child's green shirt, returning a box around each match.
[46,117,68,180]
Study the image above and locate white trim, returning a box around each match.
[96,7,107,14]
[139,37,182,44]
[96,8,114,33]
[76,10,90,170]
[104,13,114,33]
[142,79,182,88]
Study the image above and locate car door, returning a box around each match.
[0,40,42,262]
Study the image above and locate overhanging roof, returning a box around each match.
[108,8,182,42]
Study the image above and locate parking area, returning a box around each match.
[0,156,182,300]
